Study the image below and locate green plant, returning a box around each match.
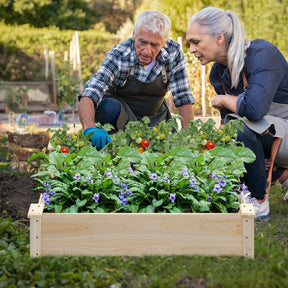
[2,85,27,113]
[46,123,90,153]
[30,117,255,214]
[56,61,82,107]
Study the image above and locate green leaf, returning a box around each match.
[68,205,79,213]
[76,199,87,207]
[232,147,256,163]
[198,200,211,212]
[152,199,164,207]
[209,147,236,162]
[146,205,155,213]
[54,204,63,213]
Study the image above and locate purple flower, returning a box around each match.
[204,170,211,175]
[128,169,134,175]
[118,193,127,205]
[207,195,212,201]
[113,175,120,185]
[181,168,189,178]
[86,176,93,183]
[151,173,157,181]
[238,183,248,193]
[169,193,176,203]
[163,176,170,184]
[104,168,112,177]
[93,193,99,203]
[189,175,197,186]
[189,176,198,191]
[43,182,55,196]
[212,173,217,180]
[74,173,81,180]
[219,178,226,187]
[42,192,51,205]
[238,184,250,199]
[213,184,222,194]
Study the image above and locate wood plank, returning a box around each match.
[40,213,245,257]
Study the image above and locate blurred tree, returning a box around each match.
[89,0,142,33]
[0,0,100,30]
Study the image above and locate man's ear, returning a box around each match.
[132,30,135,40]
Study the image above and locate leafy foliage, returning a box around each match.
[30,117,255,213]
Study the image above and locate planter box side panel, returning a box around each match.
[40,213,246,257]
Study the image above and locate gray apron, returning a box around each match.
[104,65,171,130]
[222,70,288,167]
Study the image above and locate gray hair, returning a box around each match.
[134,10,171,43]
[189,7,246,88]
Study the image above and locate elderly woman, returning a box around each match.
[186,7,288,221]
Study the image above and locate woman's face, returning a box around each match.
[186,22,227,66]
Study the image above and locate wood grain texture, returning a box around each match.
[28,199,255,258]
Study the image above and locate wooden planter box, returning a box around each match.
[28,197,255,258]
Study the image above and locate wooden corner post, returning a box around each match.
[28,200,44,257]
[240,203,255,258]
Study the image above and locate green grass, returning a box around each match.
[0,184,287,288]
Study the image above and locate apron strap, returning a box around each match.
[266,137,283,194]
[161,66,168,84]
[221,70,248,93]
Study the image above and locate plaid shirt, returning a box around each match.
[79,38,194,107]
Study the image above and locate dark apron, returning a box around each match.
[104,65,171,130]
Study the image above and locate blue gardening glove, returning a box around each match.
[84,127,111,150]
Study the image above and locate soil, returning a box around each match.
[0,170,40,222]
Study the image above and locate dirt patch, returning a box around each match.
[0,171,40,221]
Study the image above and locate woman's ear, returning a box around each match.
[217,34,225,46]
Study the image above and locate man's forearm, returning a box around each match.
[178,104,194,129]
[78,97,96,129]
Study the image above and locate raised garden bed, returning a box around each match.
[28,196,255,258]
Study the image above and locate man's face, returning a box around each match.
[133,26,166,66]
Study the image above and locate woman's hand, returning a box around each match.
[211,94,238,113]
[211,95,225,110]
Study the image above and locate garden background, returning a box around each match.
[0,0,288,287]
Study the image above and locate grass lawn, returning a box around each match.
[0,182,287,288]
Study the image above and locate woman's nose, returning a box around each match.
[189,44,197,53]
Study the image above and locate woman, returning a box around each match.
[186,7,288,221]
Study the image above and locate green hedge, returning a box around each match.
[0,22,117,83]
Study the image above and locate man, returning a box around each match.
[78,10,195,150]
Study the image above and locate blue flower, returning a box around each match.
[93,193,99,203]
[169,193,176,203]
[74,173,81,180]
[213,183,222,194]
[207,195,212,201]
[151,173,157,181]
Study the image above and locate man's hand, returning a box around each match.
[84,127,111,150]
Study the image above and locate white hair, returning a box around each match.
[189,7,246,88]
[134,10,171,43]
